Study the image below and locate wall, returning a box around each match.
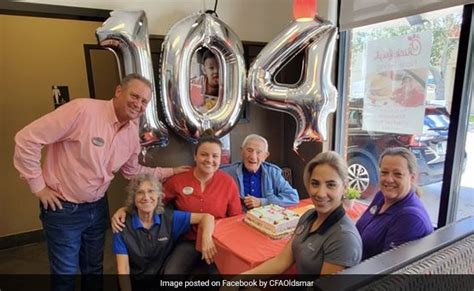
[20,0,292,42]
[0,15,6,229]
[20,0,338,41]
[0,14,103,236]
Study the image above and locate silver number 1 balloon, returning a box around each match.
[96,10,169,150]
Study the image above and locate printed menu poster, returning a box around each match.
[362,31,433,134]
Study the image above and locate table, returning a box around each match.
[198,199,367,274]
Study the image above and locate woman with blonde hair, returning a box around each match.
[356,147,433,260]
[240,151,362,275]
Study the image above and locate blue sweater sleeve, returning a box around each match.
[261,165,299,206]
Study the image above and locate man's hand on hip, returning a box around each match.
[35,187,64,211]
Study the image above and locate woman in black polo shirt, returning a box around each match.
[112,174,216,289]
[241,151,362,275]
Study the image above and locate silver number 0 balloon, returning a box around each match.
[161,12,246,143]
[248,16,338,151]
[96,10,169,148]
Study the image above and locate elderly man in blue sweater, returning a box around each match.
[221,134,299,209]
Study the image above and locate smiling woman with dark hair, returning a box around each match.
[160,134,242,274]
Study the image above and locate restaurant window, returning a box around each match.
[337,6,465,227]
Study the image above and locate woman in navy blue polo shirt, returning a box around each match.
[112,174,216,289]
[356,147,433,260]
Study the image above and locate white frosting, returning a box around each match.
[244,204,300,239]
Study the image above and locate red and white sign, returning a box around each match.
[362,31,433,135]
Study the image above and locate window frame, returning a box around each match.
[335,3,474,227]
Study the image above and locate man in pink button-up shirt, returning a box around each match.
[14,74,187,277]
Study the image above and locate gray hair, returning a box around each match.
[120,73,152,90]
[303,151,348,193]
[379,147,422,196]
[125,173,164,215]
[241,134,268,152]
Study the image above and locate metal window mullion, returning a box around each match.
[439,4,474,226]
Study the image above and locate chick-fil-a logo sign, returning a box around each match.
[374,34,421,61]
[367,31,432,73]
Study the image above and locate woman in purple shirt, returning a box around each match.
[356,147,433,260]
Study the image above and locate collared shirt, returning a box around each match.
[112,210,190,255]
[163,168,242,240]
[292,206,362,274]
[242,167,262,198]
[356,191,433,260]
[14,98,173,203]
[220,162,299,207]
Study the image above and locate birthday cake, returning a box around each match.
[244,204,300,239]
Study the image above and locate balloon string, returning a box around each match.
[205,0,219,17]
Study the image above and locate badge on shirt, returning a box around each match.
[91,137,105,147]
[295,224,305,235]
[182,186,194,195]
[157,237,169,242]
[369,205,378,215]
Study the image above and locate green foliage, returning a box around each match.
[350,12,462,68]
[346,187,361,200]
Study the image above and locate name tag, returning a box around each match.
[91,137,105,147]
[182,186,194,195]
[157,237,169,242]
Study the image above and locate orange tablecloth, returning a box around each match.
[203,199,367,274]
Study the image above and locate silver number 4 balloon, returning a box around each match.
[248,16,338,151]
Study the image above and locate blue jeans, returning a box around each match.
[40,196,107,275]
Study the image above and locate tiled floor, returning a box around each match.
[0,230,117,274]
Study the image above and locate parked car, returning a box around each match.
[347,99,450,199]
